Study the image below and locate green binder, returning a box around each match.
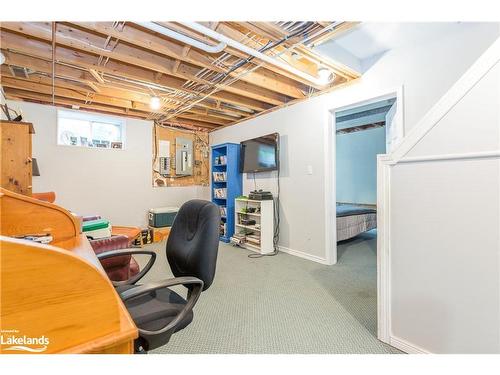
[82,219,110,232]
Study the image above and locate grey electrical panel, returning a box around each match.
[175,137,193,176]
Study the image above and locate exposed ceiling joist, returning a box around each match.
[0,23,287,106]
[0,21,361,131]
[0,32,271,112]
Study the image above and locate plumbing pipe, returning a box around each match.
[136,22,227,54]
[178,22,334,86]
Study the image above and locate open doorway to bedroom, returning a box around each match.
[334,96,398,264]
[325,89,403,265]
[335,98,395,260]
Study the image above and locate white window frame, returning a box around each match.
[57,109,126,150]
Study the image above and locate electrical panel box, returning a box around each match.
[175,137,193,176]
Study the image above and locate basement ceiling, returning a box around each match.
[0,21,361,131]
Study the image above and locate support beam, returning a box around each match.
[4,87,218,131]
[2,49,253,118]
[0,30,271,111]
[51,21,56,105]
[0,22,290,105]
[71,22,307,99]
[87,82,101,92]
[1,75,232,126]
[0,21,359,132]
[88,69,105,83]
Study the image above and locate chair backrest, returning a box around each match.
[166,200,220,290]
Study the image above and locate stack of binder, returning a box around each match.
[82,218,111,239]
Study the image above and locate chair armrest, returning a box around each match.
[97,250,157,286]
[120,277,204,337]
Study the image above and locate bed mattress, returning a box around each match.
[336,204,377,242]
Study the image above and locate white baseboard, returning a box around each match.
[390,335,430,354]
[278,245,330,265]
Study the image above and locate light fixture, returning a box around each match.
[150,96,161,110]
[0,52,5,65]
[317,68,334,84]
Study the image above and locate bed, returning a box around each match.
[336,203,377,242]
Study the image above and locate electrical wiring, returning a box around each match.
[159,23,318,123]
[152,122,209,184]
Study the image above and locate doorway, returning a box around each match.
[325,88,403,265]
[335,98,392,253]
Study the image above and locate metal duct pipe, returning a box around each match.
[178,22,334,86]
[136,22,227,54]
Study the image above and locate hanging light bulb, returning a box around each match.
[317,68,334,84]
[150,96,161,110]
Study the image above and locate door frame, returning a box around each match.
[324,86,404,265]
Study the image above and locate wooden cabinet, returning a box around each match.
[0,120,35,196]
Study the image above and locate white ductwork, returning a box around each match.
[178,22,334,86]
[136,22,227,54]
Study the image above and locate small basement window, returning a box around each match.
[57,109,125,149]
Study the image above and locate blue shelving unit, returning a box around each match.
[211,143,242,242]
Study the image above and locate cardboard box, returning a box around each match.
[150,226,171,243]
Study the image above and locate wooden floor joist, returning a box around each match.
[0,21,361,130]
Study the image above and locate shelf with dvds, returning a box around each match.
[211,143,242,242]
[233,198,274,254]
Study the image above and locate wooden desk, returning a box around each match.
[52,234,138,354]
[0,188,138,354]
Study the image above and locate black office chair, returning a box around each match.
[97,200,220,353]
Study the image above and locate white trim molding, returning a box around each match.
[376,154,392,344]
[377,36,500,354]
[391,37,500,163]
[278,246,330,265]
[399,150,500,164]
[389,336,430,354]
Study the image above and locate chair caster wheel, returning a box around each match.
[135,345,148,354]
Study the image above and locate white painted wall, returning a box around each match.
[381,45,500,353]
[336,127,386,205]
[210,23,500,262]
[6,100,209,227]
[377,36,500,353]
[315,42,362,73]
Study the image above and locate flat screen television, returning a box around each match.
[240,133,279,173]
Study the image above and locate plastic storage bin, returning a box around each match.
[148,207,179,228]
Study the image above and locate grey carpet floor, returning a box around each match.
[134,230,401,354]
